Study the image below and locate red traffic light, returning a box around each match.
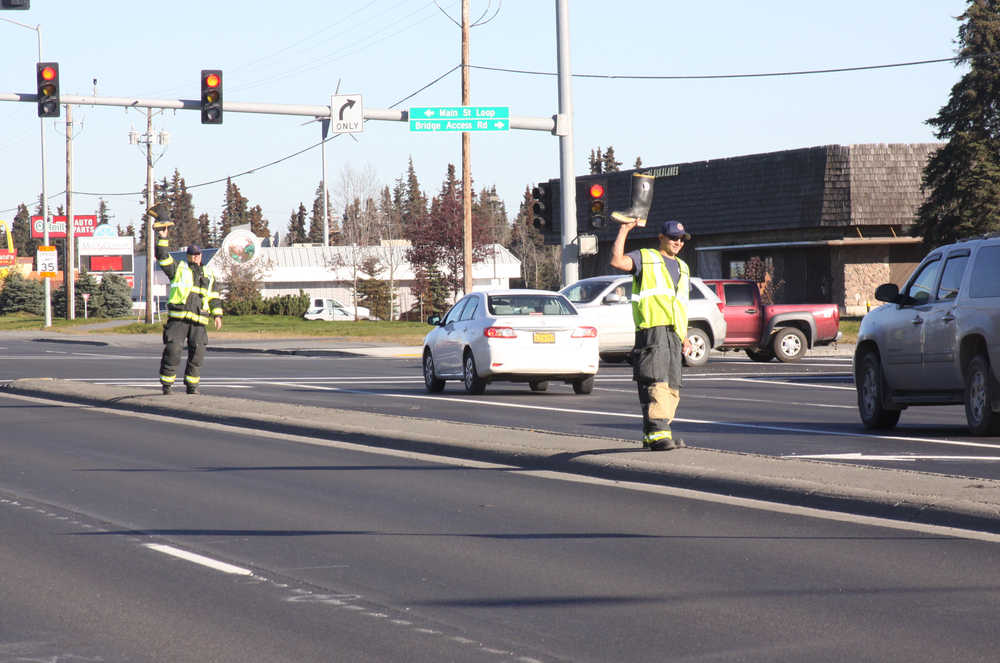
[40,65,57,81]
[204,72,220,88]
[589,183,605,199]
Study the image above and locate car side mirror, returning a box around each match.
[874,283,900,304]
[427,314,442,326]
[603,293,626,305]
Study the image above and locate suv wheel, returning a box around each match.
[529,380,549,392]
[683,328,710,367]
[857,351,901,429]
[772,327,806,362]
[572,375,595,395]
[463,351,487,395]
[423,351,445,393]
[965,354,1000,436]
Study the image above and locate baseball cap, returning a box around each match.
[660,220,691,240]
[186,244,202,255]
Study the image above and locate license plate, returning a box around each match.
[533,332,555,344]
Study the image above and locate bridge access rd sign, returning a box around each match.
[409,105,509,132]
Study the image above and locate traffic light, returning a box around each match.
[588,180,607,229]
[200,69,223,124]
[36,62,59,118]
[532,182,552,231]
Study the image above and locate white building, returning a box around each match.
[258,242,521,316]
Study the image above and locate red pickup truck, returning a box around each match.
[702,279,841,362]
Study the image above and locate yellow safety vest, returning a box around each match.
[631,248,689,339]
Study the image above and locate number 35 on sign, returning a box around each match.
[37,245,58,277]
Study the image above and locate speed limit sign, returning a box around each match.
[37,245,58,277]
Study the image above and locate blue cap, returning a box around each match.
[660,220,690,240]
[186,244,202,255]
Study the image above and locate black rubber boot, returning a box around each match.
[147,202,173,230]
[611,173,655,226]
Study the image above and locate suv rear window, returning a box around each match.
[561,280,616,303]
[970,245,1000,299]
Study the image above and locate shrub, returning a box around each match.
[0,272,45,315]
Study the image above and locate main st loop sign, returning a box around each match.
[409,105,510,133]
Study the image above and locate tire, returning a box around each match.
[745,348,774,362]
[965,354,1000,436]
[572,375,595,395]
[600,353,628,364]
[529,380,549,392]
[857,350,901,429]
[462,351,486,395]
[422,351,445,393]
[683,327,710,367]
[772,327,807,362]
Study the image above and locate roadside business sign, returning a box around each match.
[31,214,98,239]
[409,105,510,133]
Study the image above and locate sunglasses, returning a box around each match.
[666,236,686,242]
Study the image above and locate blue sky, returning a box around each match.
[0,1,970,238]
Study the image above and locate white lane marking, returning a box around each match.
[143,543,254,576]
[5,392,999,544]
[271,381,1000,452]
[787,453,1000,462]
[690,376,855,391]
[596,387,855,409]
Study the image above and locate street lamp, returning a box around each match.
[2,16,51,326]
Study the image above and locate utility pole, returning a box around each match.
[144,108,154,324]
[461,0,473,295]
[129,108,166,324]
[65,103,74,319]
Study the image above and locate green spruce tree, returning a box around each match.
[914,0,1000,247]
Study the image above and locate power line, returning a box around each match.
[470,56,960,80]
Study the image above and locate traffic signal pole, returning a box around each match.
[555,0,577,287]
[0,91,562,306]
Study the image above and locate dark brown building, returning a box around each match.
[566,143,938,315]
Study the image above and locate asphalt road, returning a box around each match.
[3,390,999,662]
[2,336,998,480]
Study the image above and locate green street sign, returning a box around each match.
[409,105,510,132]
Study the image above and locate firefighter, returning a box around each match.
[150,205,222,395]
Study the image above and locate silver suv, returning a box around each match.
[854,234,1000,435]
[559,275,727,367]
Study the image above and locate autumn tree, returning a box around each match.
[914,0,1000,247]
[508,187,560,290]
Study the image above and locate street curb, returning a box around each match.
[5,377,1000,535]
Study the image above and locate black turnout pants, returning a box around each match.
[159,318,208,388]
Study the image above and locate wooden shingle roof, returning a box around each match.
[575,143,940,239]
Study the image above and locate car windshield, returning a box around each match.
[488,294,575,316]
[560,280,617,303]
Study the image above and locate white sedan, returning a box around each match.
[422,290,599,395]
